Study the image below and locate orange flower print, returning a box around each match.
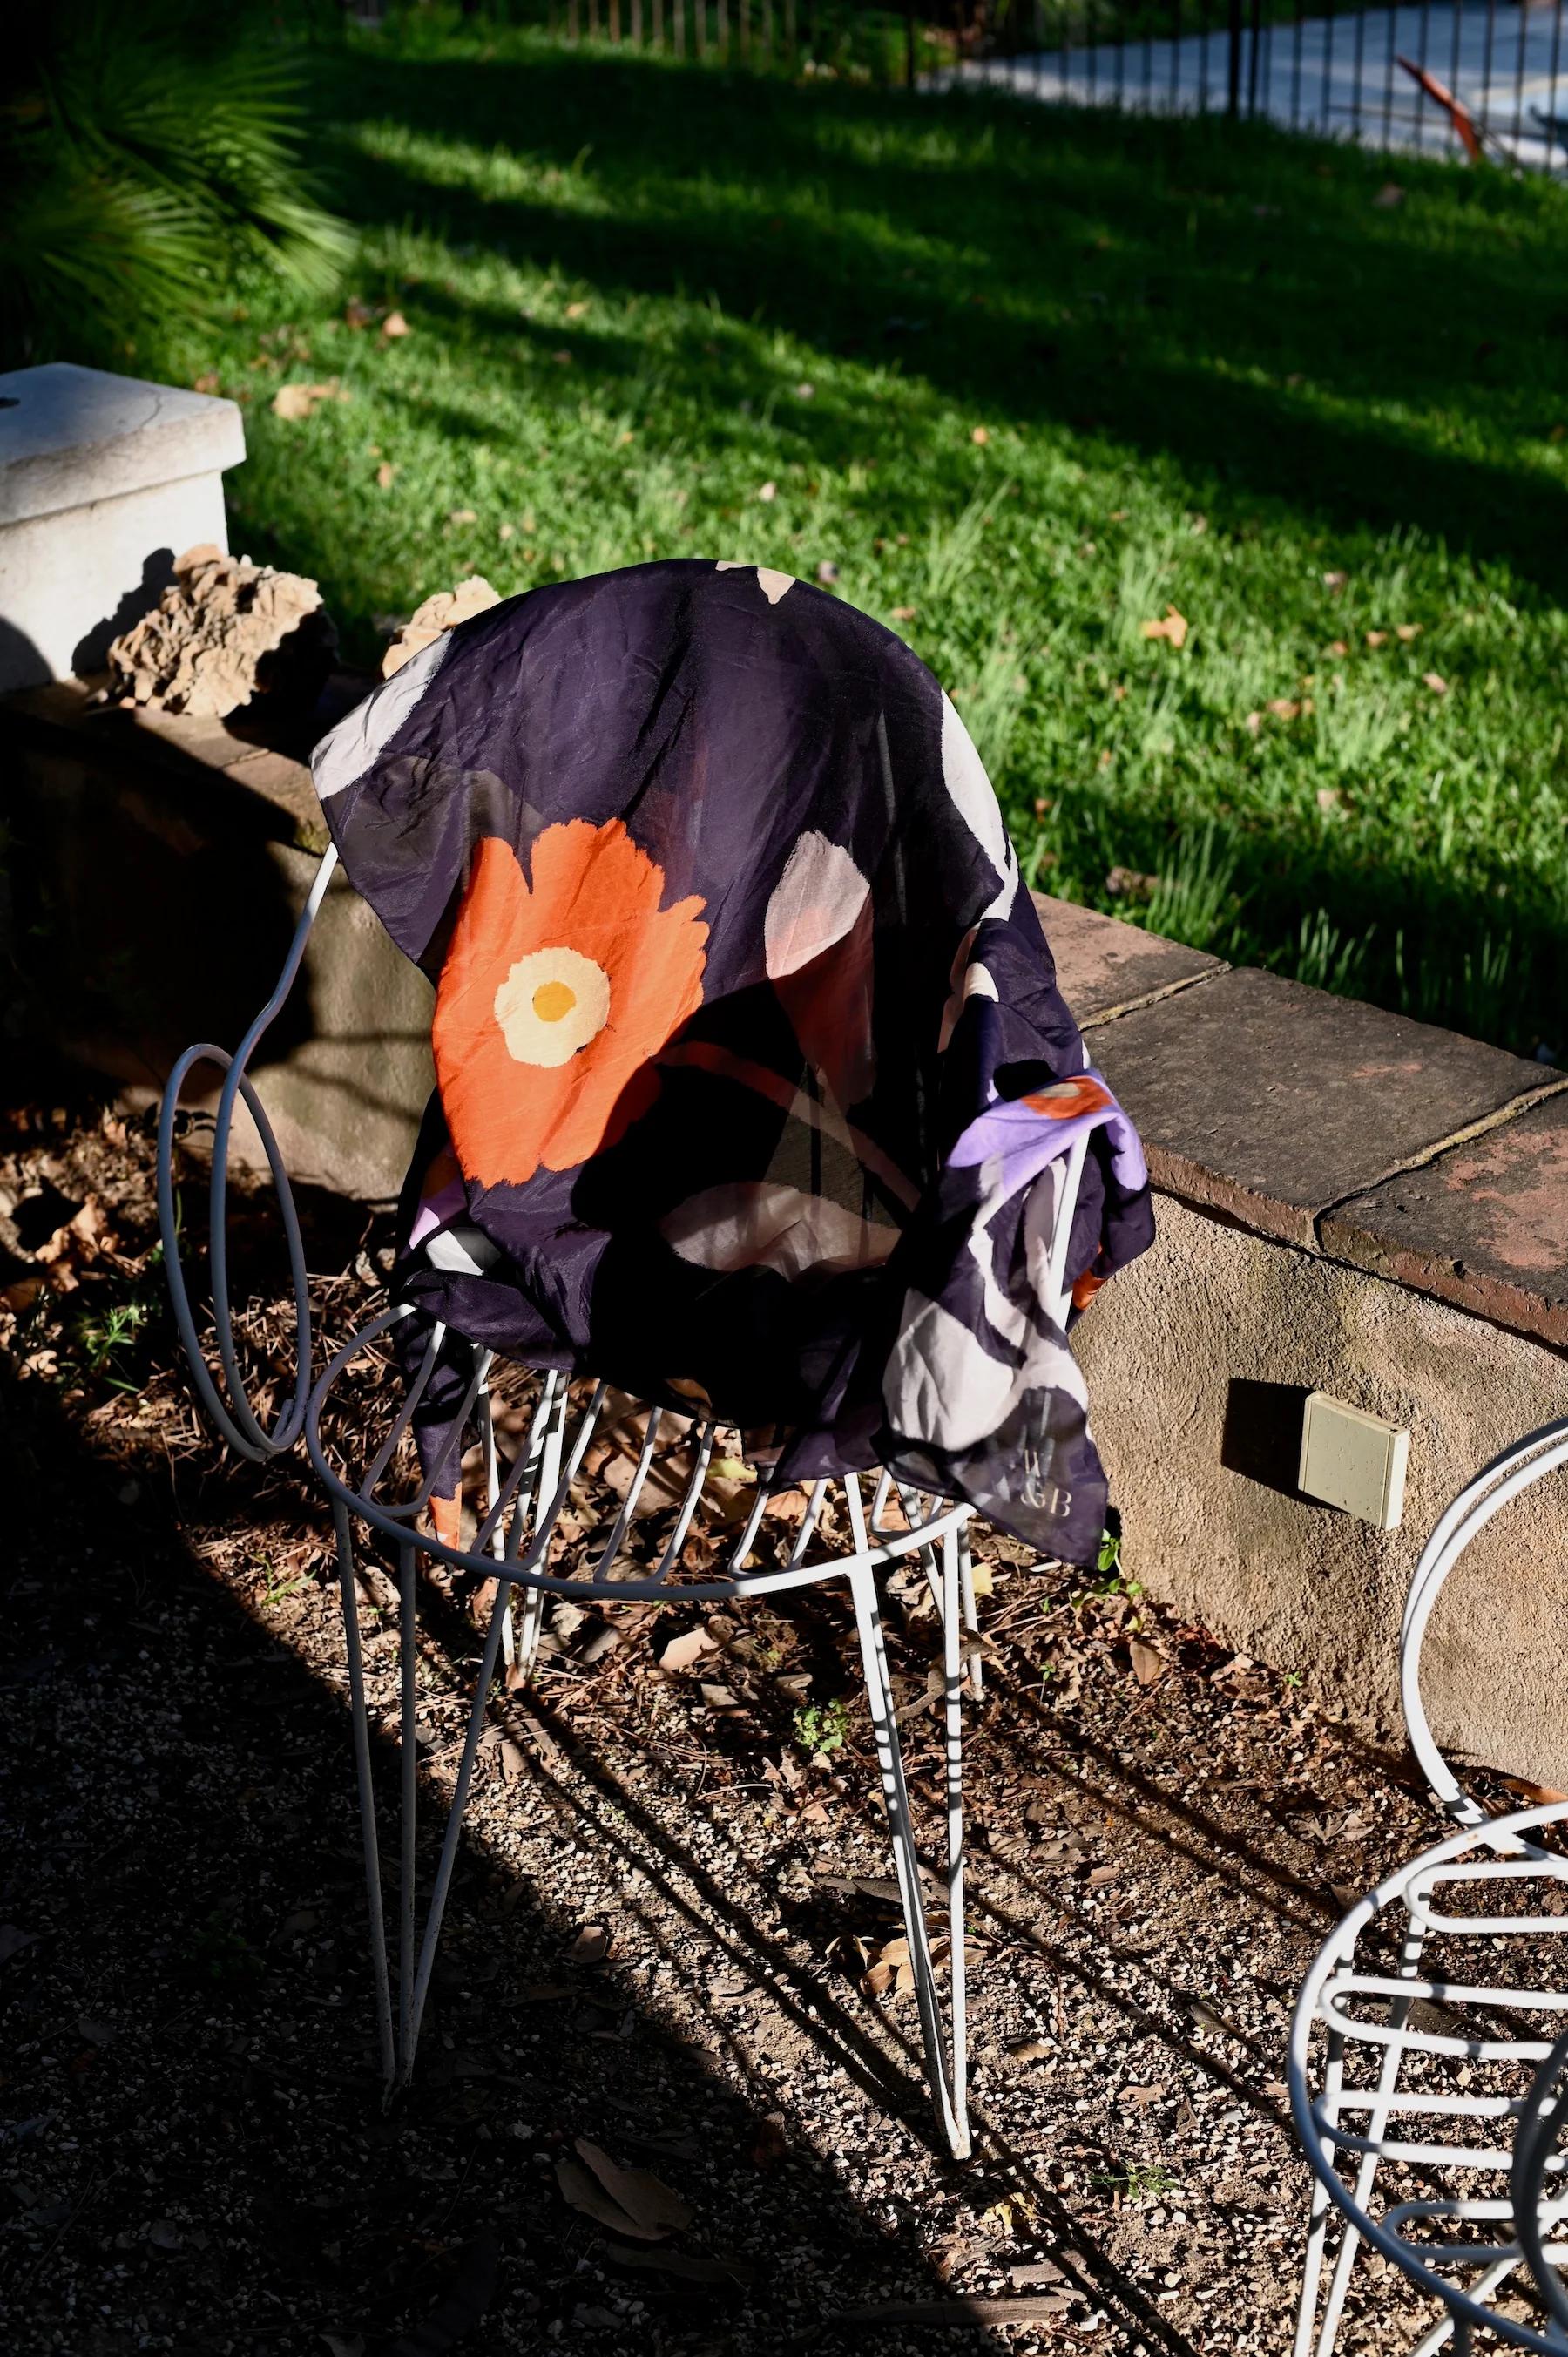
[434,822,707,1186]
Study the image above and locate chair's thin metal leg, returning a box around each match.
[848,1559,970,2161]
[403,1579,515,2071]
[957,1521,983,1704]
[332,1499,395,2086]
[942,1525,969,2136]
[1294,2028,1344,2357]
[396,1540,418,2075]
[1316,1919,1425,2352]
[514,1382,566,1681]
[478,1364,514,1670]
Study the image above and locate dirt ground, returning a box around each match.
[0,1094,1463,2357]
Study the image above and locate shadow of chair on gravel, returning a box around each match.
[1,1339,1216,2357]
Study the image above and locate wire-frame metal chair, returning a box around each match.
[1290,1420,1568,2354]
[157,842,1094,2164]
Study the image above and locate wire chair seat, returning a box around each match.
[306,1299,988,2148]
[1292,1799,1568,2355]
[1291,1417,1568,2354]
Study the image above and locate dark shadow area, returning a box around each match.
[0,1155,1221,2354]
[1220,1378,1311,1502]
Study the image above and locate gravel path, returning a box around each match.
[0,1103,1450,2355]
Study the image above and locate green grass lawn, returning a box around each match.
[158,25,1568,1058]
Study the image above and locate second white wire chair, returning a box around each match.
[1291,1419,1568,2354]
[158,843,1094,2163]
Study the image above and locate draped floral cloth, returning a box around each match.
[309,559,1153,1565]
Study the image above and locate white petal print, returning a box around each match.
[715,561,795,606]
[764,831,871,979]
[310,630,451,802]
[883,1290,1017,1451]
[939,690,1016,919]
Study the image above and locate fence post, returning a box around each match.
[1227,0,1242,113]
[906,0,916,85]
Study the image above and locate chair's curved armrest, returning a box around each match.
[156,845,340,1463]
[1399,1417,1568,1827]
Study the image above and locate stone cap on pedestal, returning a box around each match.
[0,363,245,525]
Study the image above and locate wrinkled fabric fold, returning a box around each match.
[310,559,1154,1564]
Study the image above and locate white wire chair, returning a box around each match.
[157,842,1093,2163]
[1291,1421,1568,2354]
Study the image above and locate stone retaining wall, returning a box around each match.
[6,678,1565,1778]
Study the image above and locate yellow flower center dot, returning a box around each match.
[532,980,578,1023]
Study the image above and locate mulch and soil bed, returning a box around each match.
[0,1094,1483,2354]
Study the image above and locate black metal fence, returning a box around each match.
[553,0,1568,168]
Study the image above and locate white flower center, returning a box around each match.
[493,947,611,1067]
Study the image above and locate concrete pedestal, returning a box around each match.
[0,363,246,693]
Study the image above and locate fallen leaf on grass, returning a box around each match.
[344,295,375,328]
[1321,569,1349,592]
[1373,181,1405,207]
[193,369,220,395]
[1365,628,1389,648]
[557,2137,692,2242]
[757,480,777,501]
[449,507,478,526]
[891,604,917,621]
[1140,606,1187,649]
[1422,671,1449,694]
[375,462,396,489]
[565,300,591,319]
[271,380,348,421]
[971,424,990,445]
[381,310,410,338]
[1326,639,1349,656]
[1267,696,1314,721]
[1395,622,1423,641]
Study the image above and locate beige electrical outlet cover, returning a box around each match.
[1298,1392,1410,1531]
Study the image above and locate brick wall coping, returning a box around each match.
[8,676,1566,1351]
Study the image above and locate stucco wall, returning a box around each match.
[1077,1193,1568,1786]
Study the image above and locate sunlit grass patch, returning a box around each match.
[151,26,1568,1056]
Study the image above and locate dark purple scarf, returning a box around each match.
[310,559,1152,1564]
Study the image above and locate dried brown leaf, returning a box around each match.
[1128,1637,1165,1687]
[659,1626,719,1673]
[570,2137,692,2239]
[1140,606,1188,650]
